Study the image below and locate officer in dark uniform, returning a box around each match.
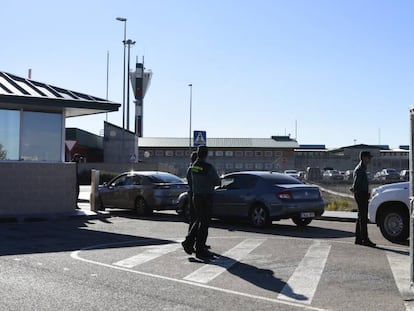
[351,151,376,247]
[182,145,220,260]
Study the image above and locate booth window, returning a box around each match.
[20,111,62,161]
[0,109,20,160]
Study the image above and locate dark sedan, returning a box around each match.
[98,171,188,215]
[177,171,325,227]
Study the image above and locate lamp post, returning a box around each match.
[188,83,193,151]
[124,39,136,131]
[116,17,127,129]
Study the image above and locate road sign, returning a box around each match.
[194,130,207,147]
[65,140,77,152]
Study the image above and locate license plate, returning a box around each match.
[300,212,315,218]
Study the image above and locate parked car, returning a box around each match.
[98,171,189,215]
[373,171,382,182]
[284,169,300,179]
[380,168,400,183]
[322,170,343,181]
[400,169,409,181]
[344,170,353,182]
[177,171,325,228]
[368,181,409,242]
[305,167,322,181]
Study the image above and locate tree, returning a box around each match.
[0,144,7,160]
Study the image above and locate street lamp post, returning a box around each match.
[188,84,193,151]
[124,39,136,131]
[116,17,127,129]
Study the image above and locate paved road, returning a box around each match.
[0,212,412,311]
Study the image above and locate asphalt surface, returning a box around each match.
[0,208,412,311]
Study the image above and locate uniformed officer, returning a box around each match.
[182,145,220,260]
[351,151,376,247]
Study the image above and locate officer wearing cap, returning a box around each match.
[351,151,376,247]
[182,145,220,260]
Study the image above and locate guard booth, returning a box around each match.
[0,71,120,216]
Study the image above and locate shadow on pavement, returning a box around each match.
[0,218,178,257]
[105,209,354,240]
[189,254,307,300]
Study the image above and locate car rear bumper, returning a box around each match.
[268,201,325,220]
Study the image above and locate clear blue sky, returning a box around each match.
[2,0,414,149]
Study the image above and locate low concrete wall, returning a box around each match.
[0,162,76,216]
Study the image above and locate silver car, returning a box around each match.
[177,171,325,228]
[98,171,188,215]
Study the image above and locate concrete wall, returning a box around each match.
[104,122,138,163]
[0,162,76,216]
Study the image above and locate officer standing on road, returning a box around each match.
[351,151,376,247]
[71,153,83,210]
[182,145,221,260]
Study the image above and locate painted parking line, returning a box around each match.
[113,242,182,268]
[71,238,328,311]
[386,250,414,311]
[278,241,331,304]
[184,238,266,284]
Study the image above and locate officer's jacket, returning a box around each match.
[352,161,369,194]
[191,159,221,195]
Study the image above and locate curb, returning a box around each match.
[0,210,111,224]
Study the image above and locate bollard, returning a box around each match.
[90,169,100,212]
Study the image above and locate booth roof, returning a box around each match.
[0,71,120,117]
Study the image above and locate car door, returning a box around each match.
[214,174,257,217]
[101,175,128,208]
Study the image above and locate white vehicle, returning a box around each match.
[368,181,409,243]
[284,170,300,179]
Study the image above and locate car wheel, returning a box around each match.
[135,197,152,216]
[250,204,270,228]
[379,206,409,242]
[292,217,312,226]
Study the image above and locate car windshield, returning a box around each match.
[386,169,397,173]
[147,173,184,184]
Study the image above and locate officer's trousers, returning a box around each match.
[354,192,369,242]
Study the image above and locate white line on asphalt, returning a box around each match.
[183,238,266,284]
[70,239,329,311]
[278,241,331,305]
[386,251,414,311]
[113,242,182,268]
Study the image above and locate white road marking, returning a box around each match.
[278,241,331,304]
[113,242,182,268]
[184,238,266,284]
[70,238,328,311]
[386,250,414,311]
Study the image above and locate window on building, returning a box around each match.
[155,150,164,157]
[235,151,244,157]
[215,151,224,157]
[208,151,214,157]
[265,163,273,170]
[165,150,174,157]
[20,111,62,161]
[235,163,243,169]
[264,151,273,157]
[0,109,20,160]
[245,163,253,170]
[245,151,253,157]
[255,151,263,157]
[225,163,234,169]
[225,151,233,157]
[255,163,263,170]
[175,150,184,157]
